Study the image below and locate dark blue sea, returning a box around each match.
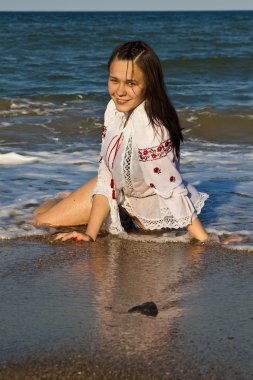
[0,11,252,249]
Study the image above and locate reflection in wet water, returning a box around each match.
[89,238,183,359]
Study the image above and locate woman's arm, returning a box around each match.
[85,194,110,240]
[55,194,110,242]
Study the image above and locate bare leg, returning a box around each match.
[34,200,61,218]
[34,176,97,228]
[33,191,72,219]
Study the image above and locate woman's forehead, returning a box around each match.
[109,59,144,80]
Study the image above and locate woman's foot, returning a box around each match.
[221,234,246,244]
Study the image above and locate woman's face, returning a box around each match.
[108,59,146,113]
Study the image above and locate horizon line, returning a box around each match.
[0,9,253,12]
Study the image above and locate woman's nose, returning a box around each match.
[117,82,127,96]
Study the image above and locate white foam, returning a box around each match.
[223,244,253,252]
[117,229,253,252]
[0,226,47,240]
[119,231,192,244]
[0,152,39,165]
[0,147,98,240]
[186,116,198,122]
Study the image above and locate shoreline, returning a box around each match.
[1,237,253,379]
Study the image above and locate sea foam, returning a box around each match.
[0,152,39,165]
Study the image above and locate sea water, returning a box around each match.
[0,11,252,250]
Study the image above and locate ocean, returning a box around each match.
[0,11,253,250]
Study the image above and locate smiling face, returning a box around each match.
[108,59,146,113]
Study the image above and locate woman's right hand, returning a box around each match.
[54,231,94,242]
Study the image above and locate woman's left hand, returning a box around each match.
[54,231,93,242]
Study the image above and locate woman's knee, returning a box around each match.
[34,213,53,228]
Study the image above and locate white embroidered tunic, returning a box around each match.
[92,99,208,234]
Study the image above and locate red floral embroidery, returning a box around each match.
[170,176,175,182]
[102,126,107,139]
[139,139,173,162]
[154,167,161,174]
[150,183,155,188]
[110,178,116,199]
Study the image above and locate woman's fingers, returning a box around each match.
[54,232,72,241]
[54,231,92,242]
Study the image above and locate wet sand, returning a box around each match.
[1,236,253,379]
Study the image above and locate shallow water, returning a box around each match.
[0,11,253,251]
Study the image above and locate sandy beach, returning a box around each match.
[1,236,253,379]
[1,9,253,379]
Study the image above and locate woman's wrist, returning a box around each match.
[84,232,95,242]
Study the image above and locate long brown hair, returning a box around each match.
[108,40,183,158]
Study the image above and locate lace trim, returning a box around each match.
[122,192,209,230]
[122,136,134,193]
[192,192,209,215]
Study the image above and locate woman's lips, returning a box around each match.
[116,98,129,104]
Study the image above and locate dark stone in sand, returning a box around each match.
[128,301,159,317]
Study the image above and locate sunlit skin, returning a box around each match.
[108,59,146,114]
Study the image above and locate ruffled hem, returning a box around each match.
[122,192,209,230]
[192,192,209,215]
[103,201,125,234]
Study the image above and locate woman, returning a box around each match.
[34,41,209,242]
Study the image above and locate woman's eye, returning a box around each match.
[128,82,135,87]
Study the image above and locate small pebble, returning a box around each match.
[128,301,158,317]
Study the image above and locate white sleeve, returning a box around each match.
[135,125,185,198]
[91,101,124,234]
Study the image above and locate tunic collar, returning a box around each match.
[110,99,146,120]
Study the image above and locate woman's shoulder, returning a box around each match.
[131,102,170,149]
[131,101,149,125]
